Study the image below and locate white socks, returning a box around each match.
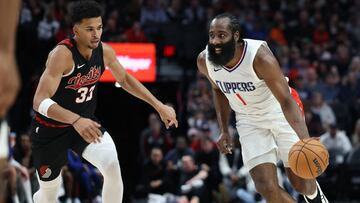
[33,174,62,203]
[82,132,123,203]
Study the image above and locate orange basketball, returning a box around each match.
[288,138,329,179]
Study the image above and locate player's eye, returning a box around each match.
[209,33,215,39]
[219,34,226,38]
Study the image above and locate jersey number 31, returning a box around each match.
[76,85,95,103]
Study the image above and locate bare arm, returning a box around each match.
[254,43,309,139]
[33,46,80,124]
[0,0,21,117]
[0,0,20,53]
[197,51,233,153]
[197,51,231,134]
[103,43,177,128]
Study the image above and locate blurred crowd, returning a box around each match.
[3,0,360,202]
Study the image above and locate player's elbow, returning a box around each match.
[33,94,44,112]
[33,97,41,112]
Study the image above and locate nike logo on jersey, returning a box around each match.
[77,64,85,69]
[214,66,222,72]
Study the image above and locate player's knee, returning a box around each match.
[254,179,279,197]
[101,153,120,174]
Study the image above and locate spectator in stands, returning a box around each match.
[320,123,352,165]
[165,136,194,171]
[166,0,183,24]
[1,164,19,203]
[195,136,221,197]
[67,150,102,202]
[218,135,246,202]
[293,75,311,101]
[178,155,208,203]
[310,91,336,129]
[305,109,325,137]
[12,132,36,199]
[122,21,147,42]
[319,69,340,103]
[140,113,173,161]
[140,0,168,42]
[312,22,330,46]
[141,147,172,195]
[102,15,122,42]
[304,68,322,94]
[60,166,77,203]
[1,158,33,203]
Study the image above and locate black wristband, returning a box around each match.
[71,116,81,125]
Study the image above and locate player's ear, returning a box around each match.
[234,31,240,42]
[73,25,79,36]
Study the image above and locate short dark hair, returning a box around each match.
[213,13,241,35]
[69,0,103,24]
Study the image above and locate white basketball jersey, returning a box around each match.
[206,38,282,116]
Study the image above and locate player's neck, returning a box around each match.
[224,42,244,68]
[74,37,93,60]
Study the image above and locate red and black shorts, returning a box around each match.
[30,116,90,181]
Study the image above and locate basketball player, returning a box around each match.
[0,0,21,202]
[197,13,328,203]
[31,1,177,203]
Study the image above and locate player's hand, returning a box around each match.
[72,117,102,143]
[0,53,20,117]
[217,132,233,154]
[157,104,178,129]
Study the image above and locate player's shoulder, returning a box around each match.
[48,45,72,61]
[45,45,73,73]
[197,49,206,59]
[197,49,207,66]
[196,49,209,75]
[101,42,117,65]
[101,42,115,55]
[253,40,274,65]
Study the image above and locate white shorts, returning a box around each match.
[236,113,300,171]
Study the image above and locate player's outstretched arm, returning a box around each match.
[33,46,102,143]
[253,43,310,139]
[103,43,178,129]
[197,51,233,154]
[0,0,21,117]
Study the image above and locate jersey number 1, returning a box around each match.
[76,85,95,103]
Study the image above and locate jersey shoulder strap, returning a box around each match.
[57,38,75,50]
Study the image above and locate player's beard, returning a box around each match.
[207,37,236,66]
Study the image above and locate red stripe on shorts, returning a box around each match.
[34,115,71,128]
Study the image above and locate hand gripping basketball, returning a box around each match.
[288,138,329,179]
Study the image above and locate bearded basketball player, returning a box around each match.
[197,13,328,203]
[31,1,177,203]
